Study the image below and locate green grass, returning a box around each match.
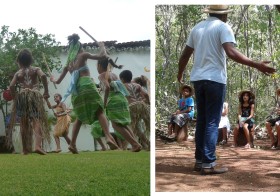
[0,151,150,195]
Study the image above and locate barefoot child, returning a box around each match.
[45,93,71,152]
[97,59,142,152]
[50,34,119,153]
[9,48,51,155]
[119,70,150,150]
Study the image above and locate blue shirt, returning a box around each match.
[178,97,195,118]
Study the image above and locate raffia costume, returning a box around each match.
[53,106,71,137]
[8,88,51,152]
[125,83,150,139]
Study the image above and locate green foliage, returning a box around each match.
[156,5,280,128]
[0,25,62,127]
[0,151,150,195]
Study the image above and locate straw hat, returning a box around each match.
[203,5,233,14]
[180,84,194,96]
[238,90,255,100]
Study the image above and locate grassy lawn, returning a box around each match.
[0,150,150,195]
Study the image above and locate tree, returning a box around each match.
[156,5,280,129]
[0,25,62,127]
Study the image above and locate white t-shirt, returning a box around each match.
[187,16,236,84]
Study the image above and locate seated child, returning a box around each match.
[218,102,231,145]
[167,84,194,142]
[232,90,255,148]
[265,88,280,149]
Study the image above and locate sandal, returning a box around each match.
[219,140,227,145]
[271,145,276,150]
[244,144,251,149]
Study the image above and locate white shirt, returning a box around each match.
[187,16,236,84]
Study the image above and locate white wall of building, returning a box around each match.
[0,48,150,152]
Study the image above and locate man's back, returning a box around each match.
[187,16,236,84]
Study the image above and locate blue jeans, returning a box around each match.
[193,80,226,168]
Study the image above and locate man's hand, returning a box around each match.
[256,61,276,75]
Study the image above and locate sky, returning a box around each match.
[1,0,152,45]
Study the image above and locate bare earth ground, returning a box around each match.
[156,135,280,192]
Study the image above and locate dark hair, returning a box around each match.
[239,92,255,105]
[133,76,147,87]
[98,58,123,70]
[209,13,225,19]
[68,33,80,45]
[119,70,132,83]
[16,48,33,67]
[54,93,62,100]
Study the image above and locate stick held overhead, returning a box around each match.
[79,26,98,43]
[79,26,110,55]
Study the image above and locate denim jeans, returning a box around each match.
[193,80,226,168]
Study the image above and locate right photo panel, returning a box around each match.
[155,4,280,192]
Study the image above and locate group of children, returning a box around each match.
[167,85,280,150]
[7,33,150,155]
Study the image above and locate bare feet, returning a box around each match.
[34,148,47,155]
[56,149,62,153]
[131,144,142,152]
[106,141,119,150]
[68,145,79,154]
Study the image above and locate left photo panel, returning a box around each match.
[0,0,151,195]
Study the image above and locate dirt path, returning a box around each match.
[156,136,280,192]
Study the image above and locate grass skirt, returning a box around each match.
[53,107,71,137]
[6,89,51,152]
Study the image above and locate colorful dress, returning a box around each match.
[105,80,131,126]
[71,76,104,125]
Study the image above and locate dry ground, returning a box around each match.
[156,135,280,192]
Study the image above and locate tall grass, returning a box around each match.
[0,151,150,195]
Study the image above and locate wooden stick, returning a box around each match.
[79,26,98,43]
[42,53,57,89]
[79,26,110,55]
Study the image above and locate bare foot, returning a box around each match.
[56,149,62,153]
[34,148,47,155]
[131,144,142,152]
[107,141,119,150]
[68,145,79,154]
